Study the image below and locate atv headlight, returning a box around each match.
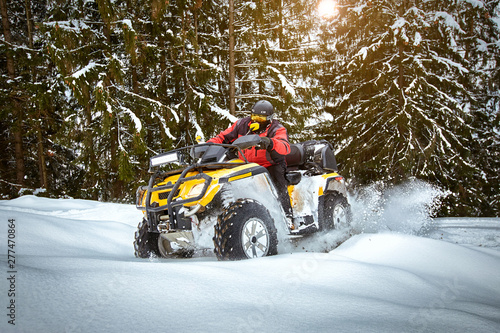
[150,152,178,167]
[186,182,205,198]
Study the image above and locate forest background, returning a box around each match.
[1,0,499,216]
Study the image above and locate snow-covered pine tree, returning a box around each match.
[489,35,500,215]
[0,0,79,197]
[465,0,500,215]
[0,0,26,189]
[41,0,149,200]
[314,0,498,215]
[40,0,236,199]
[230,0,322,139]
[159,0,235,144]
[273,0,325,140]
[42,0,104,199]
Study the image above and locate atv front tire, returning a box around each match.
[318,192,352,231]
[134,219,160,258]
[213,199,278,260]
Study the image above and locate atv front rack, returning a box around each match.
[137,140,261,233]
[143,164,212,232]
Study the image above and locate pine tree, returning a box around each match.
[229,0,323,140]
[467,0,500,215]
[40,0,139,199]
[271,0,325,140]
[0,0,25,188]
[2,0,497,216]
[39,0,236,200]
[315,0,499,216]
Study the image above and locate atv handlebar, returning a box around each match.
[149,135,263,172]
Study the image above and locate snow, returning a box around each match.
[349,4,366,15]
[120,107,142,133]
[431,54,469,74]
[477,39,488,52]
[356,46,368,60]
[414,32,422,46]
[153,111,176,140]
[277,73,296,98]
[464,0,485,8]
[433,12,466,34]
[305,112,333,128]
[72,61,98,79]
[1,188,500,332]
[200,58,221,71]
[268,66,296,98]
[210,104,238,123]
[391,17,407,31]
[122,19,134,31]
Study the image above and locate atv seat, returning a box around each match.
[285,140,338,176]
[285,144,305,170]
[285,144,304,185]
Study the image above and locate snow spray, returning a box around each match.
[349,179,448,235]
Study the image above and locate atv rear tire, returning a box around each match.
[318,192,352,231]
[134,219,160,258]
[213,199,278,260]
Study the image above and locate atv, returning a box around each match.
[134,135,351,260]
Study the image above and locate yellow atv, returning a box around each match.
[134,135,351,260]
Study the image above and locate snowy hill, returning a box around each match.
[1,194,499,333]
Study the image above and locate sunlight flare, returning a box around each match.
[317,0,338,18]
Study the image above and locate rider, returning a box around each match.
[207,100,293,220]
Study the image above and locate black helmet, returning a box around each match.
[252,100,274,116]
[251,100,274,125]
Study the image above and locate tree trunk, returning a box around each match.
[36,126,48,189]
[84,99,98,200]
[1,0,25,186]
[25,0,33,46]
[110,118,123,199]
[228,0,236,115]
[26,0,48,190]
[278,0,285,100]
[398,0,406,109]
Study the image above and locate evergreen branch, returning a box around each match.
[109,84,179,123]
[0,38,40,52]
[120,129,159,155]
[0,178,23,188]
[235,94,282,101]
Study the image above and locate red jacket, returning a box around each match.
[208,117,290,168]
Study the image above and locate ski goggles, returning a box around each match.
[251,113,269,123]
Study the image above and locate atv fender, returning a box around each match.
[322,174,347,197]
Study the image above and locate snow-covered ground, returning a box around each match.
[1,183,499,333]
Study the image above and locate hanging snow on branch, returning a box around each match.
[414,32,422,46]
[211,104,238,123]
[268,66,296,97]
[434,12,465,33]
[153,112,176,140]
[72,61,98,79]
[121,19,135,32]
[120,107,142,133]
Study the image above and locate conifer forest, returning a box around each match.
[1,0,499,216]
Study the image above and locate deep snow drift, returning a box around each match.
[1,182,499,333]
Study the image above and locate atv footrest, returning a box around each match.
[292,215,318,235]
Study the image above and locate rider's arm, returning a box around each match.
[207,119,242,144]
[269,126,291,156]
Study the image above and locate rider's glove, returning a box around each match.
[260,137,273,151]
